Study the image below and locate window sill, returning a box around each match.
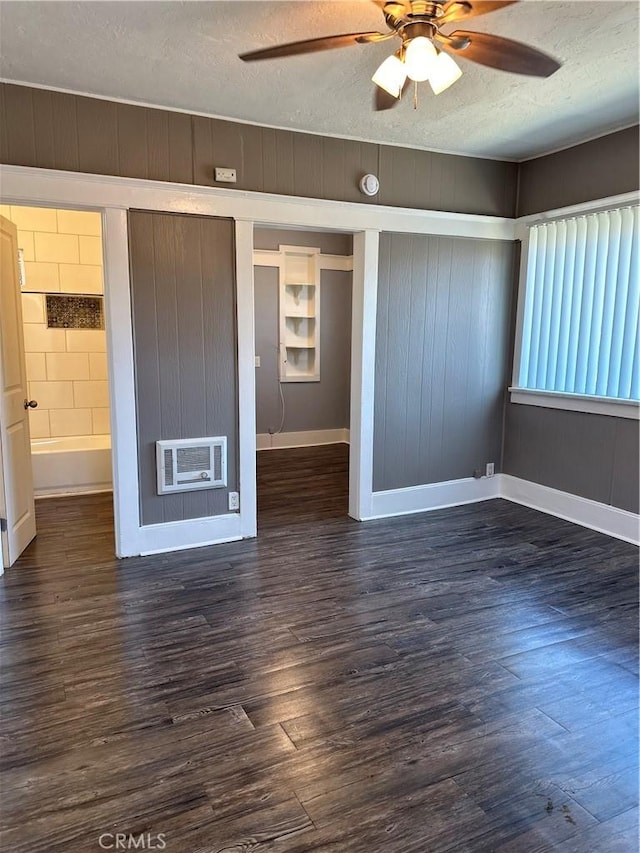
[509,388,639,420]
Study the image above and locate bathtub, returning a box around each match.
[31,434,112,497]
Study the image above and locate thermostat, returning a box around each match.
[359,173,380,197]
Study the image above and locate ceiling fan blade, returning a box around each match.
[239,31,392,61]
[372,1,411,29]
[438,1,517,25]
[440,30,561,77]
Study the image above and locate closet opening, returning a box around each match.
[252,227,353,528]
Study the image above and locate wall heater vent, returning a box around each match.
[156,437,227,495]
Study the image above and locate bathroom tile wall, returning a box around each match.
[1,206,110,439]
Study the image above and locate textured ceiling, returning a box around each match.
[0,1,638,160]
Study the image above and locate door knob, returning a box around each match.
[24,399,38,409]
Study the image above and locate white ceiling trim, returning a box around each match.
[0,164,517,241]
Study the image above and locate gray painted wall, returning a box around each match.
[129,211,238,526]
[254,229,352,435]
[517,126,639,216]
[0,82,518,217]
[503,405,639,514]
[374,232,517,491]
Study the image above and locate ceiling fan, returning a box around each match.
[239,1,561,109]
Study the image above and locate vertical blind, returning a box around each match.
[518,205,639,401]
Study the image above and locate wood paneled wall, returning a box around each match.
[517,126,640,216]
[503,404,640,514]
[373,232,517,492]
[0,83,518,217]
[128,211,237,526]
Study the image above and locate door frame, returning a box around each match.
[0,164,513,556]
[228,219,379,537]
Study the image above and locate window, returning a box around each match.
[513,205,639,415]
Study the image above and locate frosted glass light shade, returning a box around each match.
[405,36,437,82]
[372,55,407,98]
[429,52,463,94]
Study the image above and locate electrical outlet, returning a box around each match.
[228,491,240,511]
[214,167,237,183]
[486,462,495,478]
[254,356,261,368]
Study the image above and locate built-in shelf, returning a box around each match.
[279,245,320,382]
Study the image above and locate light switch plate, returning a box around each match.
[254,356,261,368]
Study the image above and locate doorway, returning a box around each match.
[252,227,353,527]
[0,205,114,567]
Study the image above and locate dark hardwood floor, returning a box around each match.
[1,444,638,852]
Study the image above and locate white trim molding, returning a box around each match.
[137,514,243,556]
[101,207,140,558]
[501,475,640,546]
[254,248,353,272]
[349,230,379,521]
[367,476,501,520]
[515,190,640,234]
[235,220,258,540]
[509,388,640,420]
[365,474,639,546]
[257,428,349,451]
[0,165,516,241]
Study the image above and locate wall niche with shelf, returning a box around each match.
[279,245,320,382]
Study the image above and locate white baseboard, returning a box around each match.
[367,475,501,520]
[121,470,637,556]
[256,428,350,450]
[133,513,243,556]
[501,475,640,546]
[34,485,112,499]
[365,473,639,545]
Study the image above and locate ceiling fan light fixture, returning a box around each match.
[404,36,437,82]
[372,54,407,98]
[428,51,463,94]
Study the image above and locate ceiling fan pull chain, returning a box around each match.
[413,80,418,110]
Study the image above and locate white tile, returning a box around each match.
[46,352,90,381]
[28,409,50,439]
[34,233,79,264]
[25,353,47,382]
[17,231,35,261]
[89,352,108,380]
[56,209,102,237]
[23,324,66,353]
[23,261,60,292]
[91,407,111,435]
[79,235,103,266]
[49,408,92,438]
[9,206,58,233]
[65,329,107,352]
[29,381,74,410]
[73,380,109,408]
[59,264,103,294]
[21,292,45,324]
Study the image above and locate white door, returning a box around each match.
[0,215,36,569]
